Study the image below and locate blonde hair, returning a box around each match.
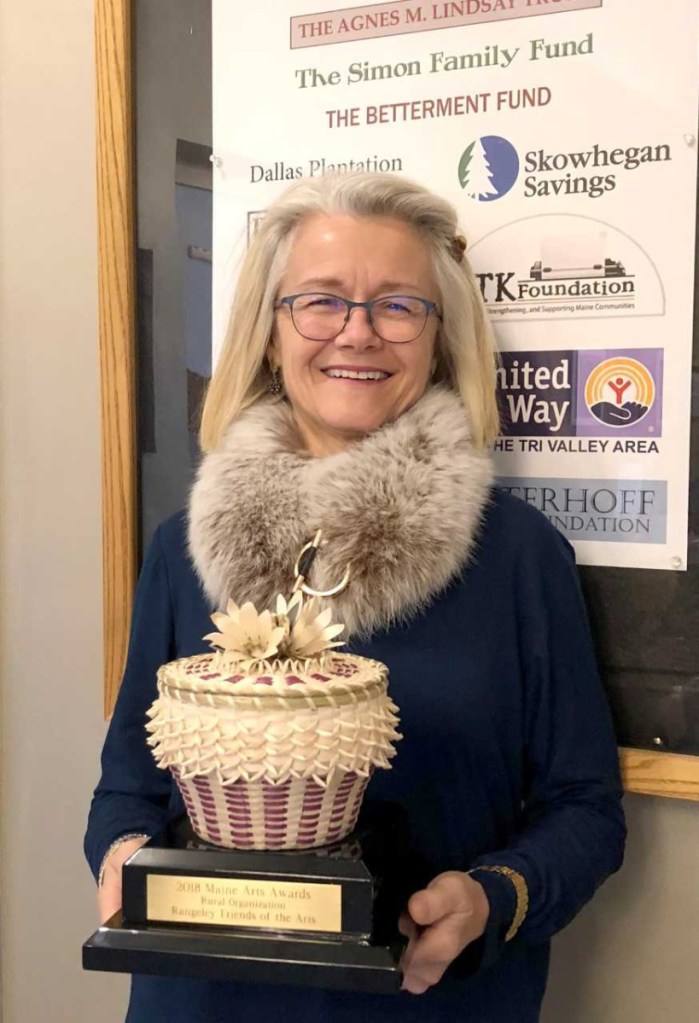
[200,173,499,451]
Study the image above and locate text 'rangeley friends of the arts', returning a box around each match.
[148,876,342,931]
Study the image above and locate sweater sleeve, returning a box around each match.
[84,526,177,881]
[470,523,626,963]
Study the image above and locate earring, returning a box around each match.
[268,367,283,395]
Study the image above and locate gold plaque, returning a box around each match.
[146,874,343,933]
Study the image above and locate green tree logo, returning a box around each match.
[458,136,519,202]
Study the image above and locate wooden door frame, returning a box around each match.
[96,0,137,717]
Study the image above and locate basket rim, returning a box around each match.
[157,651,387,695]
[156,677,391,709]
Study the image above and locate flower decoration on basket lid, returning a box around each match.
[146,530,402,850]
[203,590,346,673]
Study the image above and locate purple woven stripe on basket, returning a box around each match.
[325,773,360,842]
[263,780,294,848]
[297,773,363,846]
[296,780,324,842]
[173,768,205,836]
[190,776,222,842]
[172,768,371,849]
[225,780,254,846]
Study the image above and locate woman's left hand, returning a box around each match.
[399,870,490,995]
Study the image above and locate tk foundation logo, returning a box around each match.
[480,254,635,309]
[468,216,666,321]
[496,349,663,440]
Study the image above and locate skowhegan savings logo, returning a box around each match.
[458,136,520,202]
[459,137,672,201]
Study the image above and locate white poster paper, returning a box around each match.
[212,0,698,569]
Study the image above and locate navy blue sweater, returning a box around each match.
[85,488,625,1023]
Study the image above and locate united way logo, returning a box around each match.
[584,357,654,427]
[576,350,663,437]
[458,136,519,202]
[496,348,663,438]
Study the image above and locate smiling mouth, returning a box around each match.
[322,369,392,381]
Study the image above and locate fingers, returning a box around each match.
[397,910,417,940]
[401,872,490,996]
[96,836,148,924]
[97,877,122,925]
[401,913,470,993]
[398,911,419,979]
[407,872,468,927]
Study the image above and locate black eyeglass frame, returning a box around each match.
[275,292,443,343]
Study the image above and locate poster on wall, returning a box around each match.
[211,0,698,570]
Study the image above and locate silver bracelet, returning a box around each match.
[97,833,150,888]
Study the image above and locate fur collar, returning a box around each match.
[188,387,493,640]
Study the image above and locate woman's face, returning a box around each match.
[270,214,440,456]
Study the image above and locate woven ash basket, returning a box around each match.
[172,766,370,850]
[147,667,398,850]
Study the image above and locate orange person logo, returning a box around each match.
[584,357,655,428]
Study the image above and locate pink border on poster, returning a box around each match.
[290,0,602,50]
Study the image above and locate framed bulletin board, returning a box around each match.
[96,0,699,800]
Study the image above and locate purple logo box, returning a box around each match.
[575,348,663,438]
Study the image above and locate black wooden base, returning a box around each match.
[83,910,404,993]
[83,805,420,994]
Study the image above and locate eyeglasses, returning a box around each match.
[275,292,442,344]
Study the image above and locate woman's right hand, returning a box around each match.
[97,836,149,924]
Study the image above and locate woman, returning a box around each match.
[85,172,625,1022]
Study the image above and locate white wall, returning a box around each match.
[543,793,699,1022]
[0,1,126,1020]
[0,3,697,1022]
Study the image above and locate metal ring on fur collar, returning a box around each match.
[293,530,351,599]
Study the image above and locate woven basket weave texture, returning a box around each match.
[173,767,369,849]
